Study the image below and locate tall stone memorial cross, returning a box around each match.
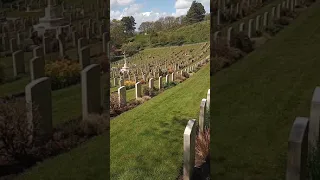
[183,119,196,180]
[25,77,52,143]
[81,64,101,120]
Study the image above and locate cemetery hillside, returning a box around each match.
[211,0,320,179]
[0,0,110,179]
[109,1,210,179]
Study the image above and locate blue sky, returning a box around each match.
[110,0,210,29]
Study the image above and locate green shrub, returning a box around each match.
[265,25,284,36]
[213,42,245,60]
[164,82,177,89]
[230,32,254,53]
[121,42,142,56]
[277,17,291,26]
[143,87,158,97]
[281,9,297,18]
[182,71,190,78]
[124,80,136,90]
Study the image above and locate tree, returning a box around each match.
[149,31,159,45]
[121,16,136,36]
[121,42,141,56]
[139,22,153,33]
[110,19,127,48]
[163,16,176,30]
[185,1,206,24]
[153,21,163,32]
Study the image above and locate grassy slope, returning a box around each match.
[211,2,320,180]
[16,64,209,179]
[110,64,210,179]
[134,20,210,47]
[168,20,210,44]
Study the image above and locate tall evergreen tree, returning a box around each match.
[185,1,206,24]
[121,16,136,36]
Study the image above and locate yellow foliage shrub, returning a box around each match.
[45,60,81,90]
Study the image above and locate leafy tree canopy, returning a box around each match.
[185,1,206,24]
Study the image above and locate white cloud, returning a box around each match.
[110,0,210,30]
[111,3,169,30]
[175,0,191,9]
[173,0,210,17]
[111,0,135,8]
[133,11,169,30]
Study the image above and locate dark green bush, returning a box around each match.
[143,87,158,97]
[164,82,177,89]
[231,32,254,53]
[265,25,284,36]
[277,17,291,26]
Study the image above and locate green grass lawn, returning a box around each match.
[16,63,209,180]
[211,2,320,179]
[15,132,110,180]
